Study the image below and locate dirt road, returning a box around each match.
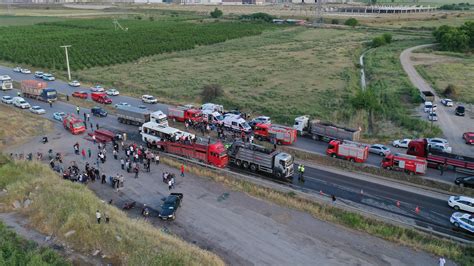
[5,127,448,266]
[400,44,473,156]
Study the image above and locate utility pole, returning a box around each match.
[314,0,323,27]
[60,45,72,81]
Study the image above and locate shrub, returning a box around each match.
[201,84,224,102]
[210,8,223,18]
[239,12,275,23]
[371,36,386,47]
[344,18,359,27]
[443,84,458,98]
[382,33,392,44]
[433,21,473,52]
[331,18,339,25]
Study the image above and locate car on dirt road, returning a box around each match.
[91,106,108,117]
[30,106,46,115]
[441,99,453,107]
[450,212,474,234]
[448,196,474,213]
[53,112,66,121]
[106,88,120,96]
[424,101,437,113]
[455,105,465,116]
[369,144,391,156]
[392,138,411,148]
[158,193,183,220]
[1,95,13,104]
[141,94,158,104]
[463,132,474,145]
[455,176,474,188]
[428,112,438,121]
[68,80,81,87]
[72,91,88,99]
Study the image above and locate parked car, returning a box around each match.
[138,105,148,110]
[12,97,30,109]
[53,112,66,121]
[106,88,120,96]
[30,106,46,115]
[72,91,88,99]
[142,94,157,104]
[34,71,44,78]
[0,75,11,81]
[369,144,391,156]
[114,102,131,108]
[430,143,452,153]
[455,105,465,116]
[392,138,411,148]
[13,66,21,72]
[427,138,449,147]
[428,112,438,121]
[450,212,474,233]
[42,73,55,81]
[448,196,474,213]
[424,101,437,113]
[441,98,453,107]
[158,193,183,220]
[249,116,271,128]
[20,68,31,74]
[68,80,81,87]
[91,106,108,117]
[90,85,105,92]
[1,95,13,104]
[455,176,474,188]
[463,132,474,145]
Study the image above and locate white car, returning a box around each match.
[20,68,31,74]
[0,75,12,81]
[68,80,81,87]
[30,106,46,115]
[427,138,449,147]
[448,196,474,213]
[13,66,21,72]
[369,144,391,156]
[1,95,13,104]
[430,143,452,153]
[392,138,411,148]
[34,71,44,78]
[142,94,157,104]
[441,98,453,107]
[114,102,131,108]
[53,112,66,121]
[106,89,120,96]
[450,212,474,233]
[90,85,105,92]
[428,112,438,121]
[424,101,437,113]
[12,97,30,109]
[42,73,55,81]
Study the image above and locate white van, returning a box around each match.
[424,101,437,113]
[12,97,31,109]
[222,114,251,133]
[201,103,224,113]
[1,81,13,90]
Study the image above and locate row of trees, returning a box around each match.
[433,21,474,52]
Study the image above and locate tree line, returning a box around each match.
[433,21,474,52]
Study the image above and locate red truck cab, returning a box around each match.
[63,114,86,135]
[254,123,297,145]
[382,153,427,175]
[327,140,368,163]
[91,92,112,104]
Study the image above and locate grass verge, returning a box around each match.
[0,157,224,266]
[160,156,474,266]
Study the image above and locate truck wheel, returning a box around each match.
[409,171,414,176]
[235,160,242,167]
[242,161,249,169]
[312,135,317,140]
[250,164,257,172]
[349,158,355,163]
[331,153,336,158]
[275,172,282,179]
[277,141,282,145]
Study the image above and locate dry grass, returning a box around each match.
[0,158,224,266]
[0,104,53,150]
[160,156,474,265]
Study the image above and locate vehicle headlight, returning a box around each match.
[168,215,173,218]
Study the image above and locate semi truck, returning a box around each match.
[381,153,427,175]
[420,91,435,102]
[326,140,368,163]
[168,106,203,123]
[1,80,13,91]
[228,141,294,179]
[294,116,360,142]
[116,105,152,126]
[407,139,474,173]
[253,123,297,145]
[20,80,57,102]
[63,114,86,135]
[91,92,112,104]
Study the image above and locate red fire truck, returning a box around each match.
[168,106,203,123]
[91,92,112,104]
[156,139,228,168]
[381,153,427,175]
[253,123,297,145]
[326,140,368,163]
[63,114,86,135]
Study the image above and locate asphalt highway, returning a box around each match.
[1,67,473,241]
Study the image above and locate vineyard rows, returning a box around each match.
[0,19,270,70]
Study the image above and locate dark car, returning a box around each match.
[158,193,183,220]
[455,176,474,188]
[91,106,107,117]
[455,106,465,116]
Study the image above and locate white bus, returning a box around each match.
[140,122,195,146]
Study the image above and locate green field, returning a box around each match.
[0,15,67,26]
[0,18,271,70]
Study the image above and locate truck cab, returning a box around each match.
[293,115,309,135]
[151,110,168,126]
[43,88,58,101]
[1,80,13,90]
[273,152,294,178]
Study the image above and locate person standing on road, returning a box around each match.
[66,95,69,101]
[96,210,101,224]
[83,113,87,121]
[81,149,86,160]
[48,100,52,108]
[113,149,118,160]
[298,164,305,182]
[332,195,336,203]
[120,158,125,170]
[96,123,99,130]
[180,164,185,177]
[86,113,90,121]
[76,106,80,115]
[101,174,106,184]
[439,257,446,266]
[168,179,172,190]
[134,165,139,178]
[440,163,447,176]
[87,147,92,158]
[155,153,160,165]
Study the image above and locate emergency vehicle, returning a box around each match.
[63,114,86,135]
[168,106,203,123]
[253,123,297,145]
[326,140,368,163]
[381,153,427,175]
[222,114,251,133]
